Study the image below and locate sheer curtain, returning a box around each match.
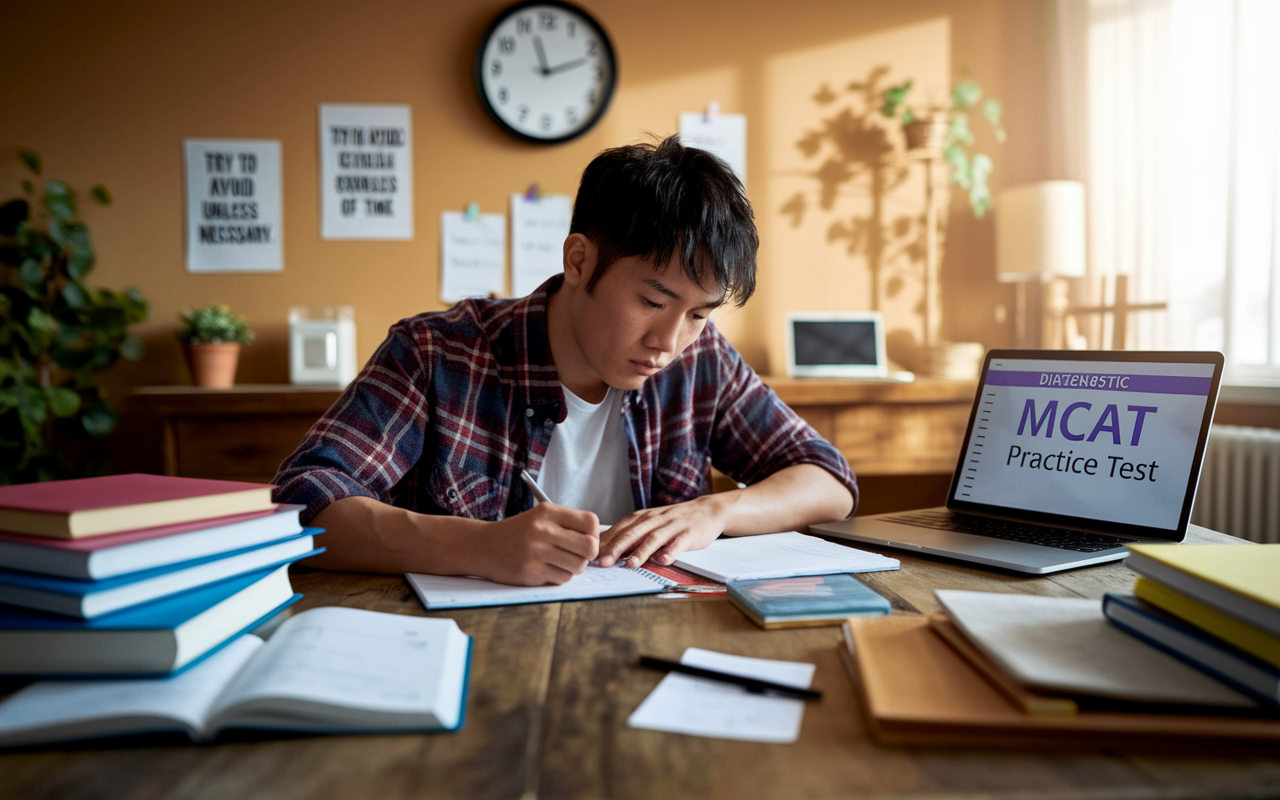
[1053,0,1280,379]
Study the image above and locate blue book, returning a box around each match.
[0,565,301,677]
[1104,592,1280,707]
[0,531,322,618]
[727,573,891,629]
[0,609,472,747]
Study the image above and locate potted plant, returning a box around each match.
[0,149,148,483]
[176,304,254,388]
[879,76,1007,217]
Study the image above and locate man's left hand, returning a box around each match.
[596,494,730,568]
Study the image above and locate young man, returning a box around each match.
[273,136,857,585]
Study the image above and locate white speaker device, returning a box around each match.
[289,306,357,386]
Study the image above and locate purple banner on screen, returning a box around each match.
[985,370,1211,396]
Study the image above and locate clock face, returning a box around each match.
[475,1,617,144]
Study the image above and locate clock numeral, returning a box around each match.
[541,113,553,131]
[498,35,516,54]
[539,11,557,30]
[586,40,597,56]
[491,60,502,77]
[585,89,597,107]
[565,107,578,126]
[517,105,530,122]
[497,87,509,104]
[595,65,606,81]
[567,21,577,37]
[516,16,531,34]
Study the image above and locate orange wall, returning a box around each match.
[2,0,1052,466]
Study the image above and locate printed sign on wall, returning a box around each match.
[319,104,413,240]
[679,111,747,187]
[440,210,505,302]
[184,139,283,273]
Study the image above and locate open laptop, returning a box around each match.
[811,349,1225,574]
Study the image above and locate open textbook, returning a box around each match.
[407,531,898,610]
[0,607,472,747]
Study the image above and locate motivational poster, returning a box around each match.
[184,139,283,273]
[319,104,414,240]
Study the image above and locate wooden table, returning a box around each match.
[3,525,1278,800]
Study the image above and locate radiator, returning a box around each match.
[1191,425,1280,543]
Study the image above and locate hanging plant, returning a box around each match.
[0,149,148,483]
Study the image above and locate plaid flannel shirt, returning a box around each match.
[273,277,858,523]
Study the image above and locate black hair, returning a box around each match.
[569,135,758,307]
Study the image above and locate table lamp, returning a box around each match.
[995,181,1086,347]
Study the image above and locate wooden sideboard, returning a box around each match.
[131,385,343,484]
[133,378,977,513]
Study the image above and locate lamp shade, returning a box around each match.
[995,181,1087,283]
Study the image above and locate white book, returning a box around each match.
[672,532,899,583]
[0,607,472,747]
[935,589,1257,707]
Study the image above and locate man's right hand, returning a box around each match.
[466,503,600,586]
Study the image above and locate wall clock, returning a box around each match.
[474,1,618,144]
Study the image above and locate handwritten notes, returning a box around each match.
[679,112,747,186]
[184,139,283,273]
[440,211,505,302]
[511,192,572,296]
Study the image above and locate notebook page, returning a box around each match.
[208,607,464,722]
[673,532,899,583]
[405,564,672,609]
[0,634,261,745]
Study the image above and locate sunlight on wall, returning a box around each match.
[759,18,950,374]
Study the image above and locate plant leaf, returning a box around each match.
[20,180,34,195]
[17,149,42,176]
[19,259,44,293]
[120,334,144,361]
[62,281,88,309]
[80,400,116,438]
[45,191,76,224]
[951,81,982,110]
[47,387,81,418]
[89,185,112,205]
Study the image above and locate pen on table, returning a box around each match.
[520,468,552,504]
[638,655,823,701]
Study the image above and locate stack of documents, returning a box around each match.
[840,589,1280,748]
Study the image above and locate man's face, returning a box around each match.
[564,250,725,397]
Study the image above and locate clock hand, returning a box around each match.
[532,36,551,75]
[545,57,588,76]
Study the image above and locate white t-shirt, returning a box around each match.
[538,385,636,524]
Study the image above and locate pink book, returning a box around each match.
[0,474,276,539]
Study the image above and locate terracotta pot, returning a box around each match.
[185,343,241,388]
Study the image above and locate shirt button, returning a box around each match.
[447,488,458,500]
[525,408,534,418]
[544,419,554,427]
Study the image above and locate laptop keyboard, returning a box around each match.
[882,509,1132,553]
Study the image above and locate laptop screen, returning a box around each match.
[948,351,1223,538]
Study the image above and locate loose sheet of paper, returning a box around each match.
[627,648,814,743]
[679,112,747,186]
[673,531,899,582]
[511,192,571,297]
[440,211,505,302]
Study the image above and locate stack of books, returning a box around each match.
[0,474,323,677]
[1103,543,1280,707]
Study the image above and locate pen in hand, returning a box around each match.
[520,468,552,505]
[638,655,823,701]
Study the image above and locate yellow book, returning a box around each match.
[1126,544,1280,638]
[1134,577,1280,669]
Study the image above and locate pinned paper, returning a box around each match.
[511,192,572,297]
[441,209,505,302]
[679,108,747,187]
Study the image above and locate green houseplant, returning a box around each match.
[0,150,148,484]
[176,304,254,388]
[880,77,1007,217]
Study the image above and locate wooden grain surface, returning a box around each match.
[2,531,1278,800]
